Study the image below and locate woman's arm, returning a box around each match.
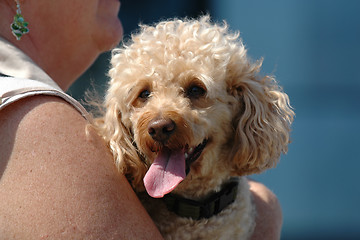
[0,95,163,239]
[249,180,283,240]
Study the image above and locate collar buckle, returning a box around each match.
[163,178,239,220]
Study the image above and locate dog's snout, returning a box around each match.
[148,118,176,142]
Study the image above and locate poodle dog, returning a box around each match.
[95,16,294,239]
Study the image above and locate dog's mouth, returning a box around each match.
[185,139,208,175]
[143,139,208,198]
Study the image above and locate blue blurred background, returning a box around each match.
[68,0,360,239]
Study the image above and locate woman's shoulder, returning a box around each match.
[0,95,162,239]
[0,94,90,163]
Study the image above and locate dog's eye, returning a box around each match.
[187,85,206,99]
[139,89,151,100]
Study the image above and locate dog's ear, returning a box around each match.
[227,59,294,175]
[98,97,148,190]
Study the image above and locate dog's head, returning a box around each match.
[98,16,294,198]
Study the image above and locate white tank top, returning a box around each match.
[0,76,89,119]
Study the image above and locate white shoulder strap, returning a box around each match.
[0,76,90,120]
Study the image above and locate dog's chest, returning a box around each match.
[138,178,256,240]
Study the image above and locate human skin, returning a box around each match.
[0,0,282,239]
[0,96,164,239]
[249,180,283,240]
[1,0,124,89]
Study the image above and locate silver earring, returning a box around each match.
[10,0,29,40]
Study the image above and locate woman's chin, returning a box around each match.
[95,19,123,51]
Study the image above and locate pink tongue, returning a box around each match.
[143,148,186,198]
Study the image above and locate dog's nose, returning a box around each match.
[148,118,176,142]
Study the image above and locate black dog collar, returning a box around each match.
[163,179,239,220]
